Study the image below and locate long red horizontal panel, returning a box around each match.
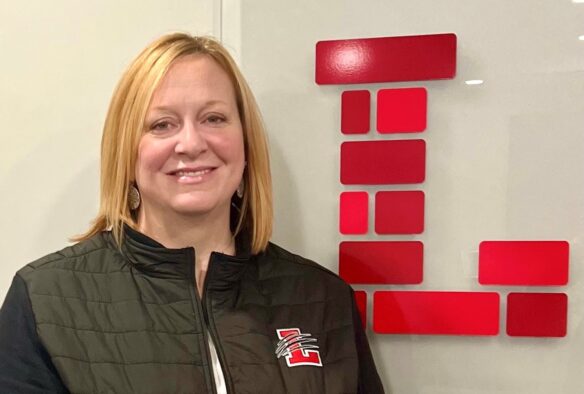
[341,140,426,185]
[339,241,423,284]
[479,241,569,286]
[316,33,457,85]
[373,291,500,335]
[375,191,425,234]
[506,293,567,337]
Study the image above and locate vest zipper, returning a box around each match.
[201,253,235,394]
[186,248,218,394]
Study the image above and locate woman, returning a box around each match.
[0,33,384,393]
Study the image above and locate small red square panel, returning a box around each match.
[342,90,370,134]
[377,88,427,133]
[506,293,567,337]
[354,291,367,330]
[339,192,368,234]
[373,291,500,336]
[339,241,423,284]
[341,140,426,185]
[375,191,424,234]
[479,241,569,286]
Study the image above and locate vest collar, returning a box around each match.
[120,224,252,282]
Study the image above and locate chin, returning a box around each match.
[169,197,228,217]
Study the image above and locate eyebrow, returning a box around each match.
[148,100,229,113]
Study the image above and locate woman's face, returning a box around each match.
[135,54,245,221]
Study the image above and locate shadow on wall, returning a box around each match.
[256,82,340,265]
[40,159,99,249]
[0,130,98,281]
[267,132,304,252]
[0,129,98,304]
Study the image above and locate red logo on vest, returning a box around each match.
[275,328,323,367]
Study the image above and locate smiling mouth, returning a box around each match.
[174,169,213,177]
[169,167,216,183]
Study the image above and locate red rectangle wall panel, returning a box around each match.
[374,291,500,335]
[342,90,370,134]
[339,241,423,284]
[479,241,569,286]
[377,88,427,133]
[506,293,567,337]
[316,33,457,85]
[375,191,425,234]
[341,140,426,185]
[339,191,368,234]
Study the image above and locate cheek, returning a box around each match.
[208,132,246,165]
[135,138,174,179]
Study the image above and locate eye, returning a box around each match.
[149,120,175,133]
[206,114,226,125]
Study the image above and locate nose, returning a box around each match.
[174,121,208,157]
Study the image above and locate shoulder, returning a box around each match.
[261,242,339,276]
[17,232,124,287]
[254,243,356,337]
[256,242,353,297]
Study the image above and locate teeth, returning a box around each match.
[175,169,211,177]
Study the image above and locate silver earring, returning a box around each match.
[236,180,244,198]
[129,184,141,210]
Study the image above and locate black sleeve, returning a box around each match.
[0,275,68,393]
[351,291,386,394]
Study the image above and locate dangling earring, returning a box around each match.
[128,183,141,210]
[236,179,244,198]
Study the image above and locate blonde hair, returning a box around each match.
[75,33,273,254]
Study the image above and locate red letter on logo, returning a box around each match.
[276,328,323,367]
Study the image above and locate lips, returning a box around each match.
[167,166,217,183]
[168,166,215,176]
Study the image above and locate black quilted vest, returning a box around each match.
[18,228,359,393]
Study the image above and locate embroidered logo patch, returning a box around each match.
[275,328,323,367]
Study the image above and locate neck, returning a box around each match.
[136,204,235,295]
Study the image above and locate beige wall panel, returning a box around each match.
[0,0,215,297]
